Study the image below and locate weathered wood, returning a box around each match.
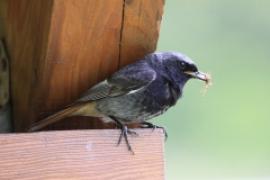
[0,129,165,180]
[1,0,164,131]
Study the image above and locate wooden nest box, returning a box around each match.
[0,0,165,179]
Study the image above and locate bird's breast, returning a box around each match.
[96,79,181,121]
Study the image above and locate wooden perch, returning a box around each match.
[0,129,165,179]
[1,0,164,131]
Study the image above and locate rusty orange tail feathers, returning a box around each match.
[28,104,83,132]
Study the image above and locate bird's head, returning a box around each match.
[155,52,210,86]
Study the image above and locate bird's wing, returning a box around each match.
[77,62,156,102]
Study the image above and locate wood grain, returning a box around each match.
[0,0,7,31]
[0,129,165,180]
[37,0,123,130]
[3,0,54,131]
[119,0,164,67]
[2,0,122,131]
[1,0,164,131]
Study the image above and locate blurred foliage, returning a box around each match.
[155,0,270,179]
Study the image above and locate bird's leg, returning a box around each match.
[140,122,168,140]
[109,116,137,154]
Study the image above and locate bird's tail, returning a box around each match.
[28,104,83,132]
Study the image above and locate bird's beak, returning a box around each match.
[184,71,208,82]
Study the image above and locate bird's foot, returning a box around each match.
[110,116,137,154]
[117,125,137,154]
[140,122,168,141]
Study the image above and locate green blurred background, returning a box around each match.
[155,0,270,179]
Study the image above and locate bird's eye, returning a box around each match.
[180,62,186,69]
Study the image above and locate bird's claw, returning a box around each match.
[127,128,139,137]
[140,122,168,141]
[117,125,136,154]
[110,116,138,154]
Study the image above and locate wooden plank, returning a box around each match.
[0,0,7,30]
[36,0,123,130]
[119,0,164,67]
[1,0,164,131]
[0,129,165,180]
[2,0,123,131]
[3,0,54,131]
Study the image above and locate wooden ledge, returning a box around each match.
[0,129,165,180]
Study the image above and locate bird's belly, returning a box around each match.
[96,91,168,122]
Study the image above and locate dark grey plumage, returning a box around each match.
[78,52,197,123]
[30,51,209,153]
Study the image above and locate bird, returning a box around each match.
[29,52,210,153]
